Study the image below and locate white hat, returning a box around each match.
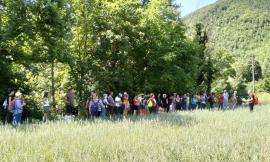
[15,92,22,97]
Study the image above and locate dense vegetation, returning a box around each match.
[1,105,270,161]
[1,0,269,119]
[184,0,270,94]
[0,0,200,118]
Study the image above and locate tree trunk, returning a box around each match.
[78,71,86,118]
[51,59,56,109]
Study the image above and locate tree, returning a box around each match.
[32,0,72,109]
[194,23,214,93]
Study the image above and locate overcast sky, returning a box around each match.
[176,0,217,16]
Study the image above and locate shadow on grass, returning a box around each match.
[3,112,199,132]
[105,113,199,127]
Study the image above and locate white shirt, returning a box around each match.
[223,93,229,101]
[115,96,122,107]
[44,98,50,107]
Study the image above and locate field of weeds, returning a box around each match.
[1,105,270,162]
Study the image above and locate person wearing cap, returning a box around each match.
[12,92,26,127]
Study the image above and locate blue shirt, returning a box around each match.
[108,96,114,106]
[14,99,23,115]
[191,97,197,105]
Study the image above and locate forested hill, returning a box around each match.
[184,0,270,77]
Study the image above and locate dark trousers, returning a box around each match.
[209,102,214,109]
[113,106,123,115]
[5,111,13,124]
[66,105,74,115]
[191,104,197,110]
[249,103,254,112]
[91,111,100,118]
[201,103,206,110]
[149,107,157,114]
[13,113,22,127]
[108,106,114,116]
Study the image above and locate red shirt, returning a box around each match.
[133,98,140,106]
[218,95,224,104]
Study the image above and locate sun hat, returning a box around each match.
[15,92,22,97]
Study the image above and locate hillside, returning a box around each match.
[184,0,270,77]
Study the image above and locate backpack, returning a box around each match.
[147,99,153,107]
[91,100,99,112]
[253,95,259,105]
[208,96,214,103]
[8,99,15,112]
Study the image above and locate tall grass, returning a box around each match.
[1,105,270,161]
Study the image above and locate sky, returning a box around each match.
[176,0,217,16]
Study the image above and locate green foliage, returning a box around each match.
[1,0,200,119]
[257,77,270,93]
[184,0,270,94]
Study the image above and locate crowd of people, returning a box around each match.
[65,89,258,119]
[2,91,26,127]
[1,88,258,127]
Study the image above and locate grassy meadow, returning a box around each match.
[1,105,270,162]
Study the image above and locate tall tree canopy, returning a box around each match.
[0,0,200,118]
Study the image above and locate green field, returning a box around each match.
[1,105,270,162]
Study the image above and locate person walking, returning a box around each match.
[247,91,255,112]
[88,93,100,118]
[65,89,75,116]
[156,94,162,113]
[86,92,94,118]
[172,93,177,112]
[42,92,50,122]
[108,92,115,118]
[200,93,207,110]
[208,93,215,110]
[161,94,169,112]
[191,95,197,111]
[218,93,224,111]
[114,93,123,116]
[223,90,229,109]
[100,94,109,118]
[123,93,130,118]
[231,91,238,110]
[3,91,15,124]
[133,95,140,115]
[138,95,146,115]
[175,95,181,111]
[148,93,157,114]
[12,92,26,127]
[175,95,182,111]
